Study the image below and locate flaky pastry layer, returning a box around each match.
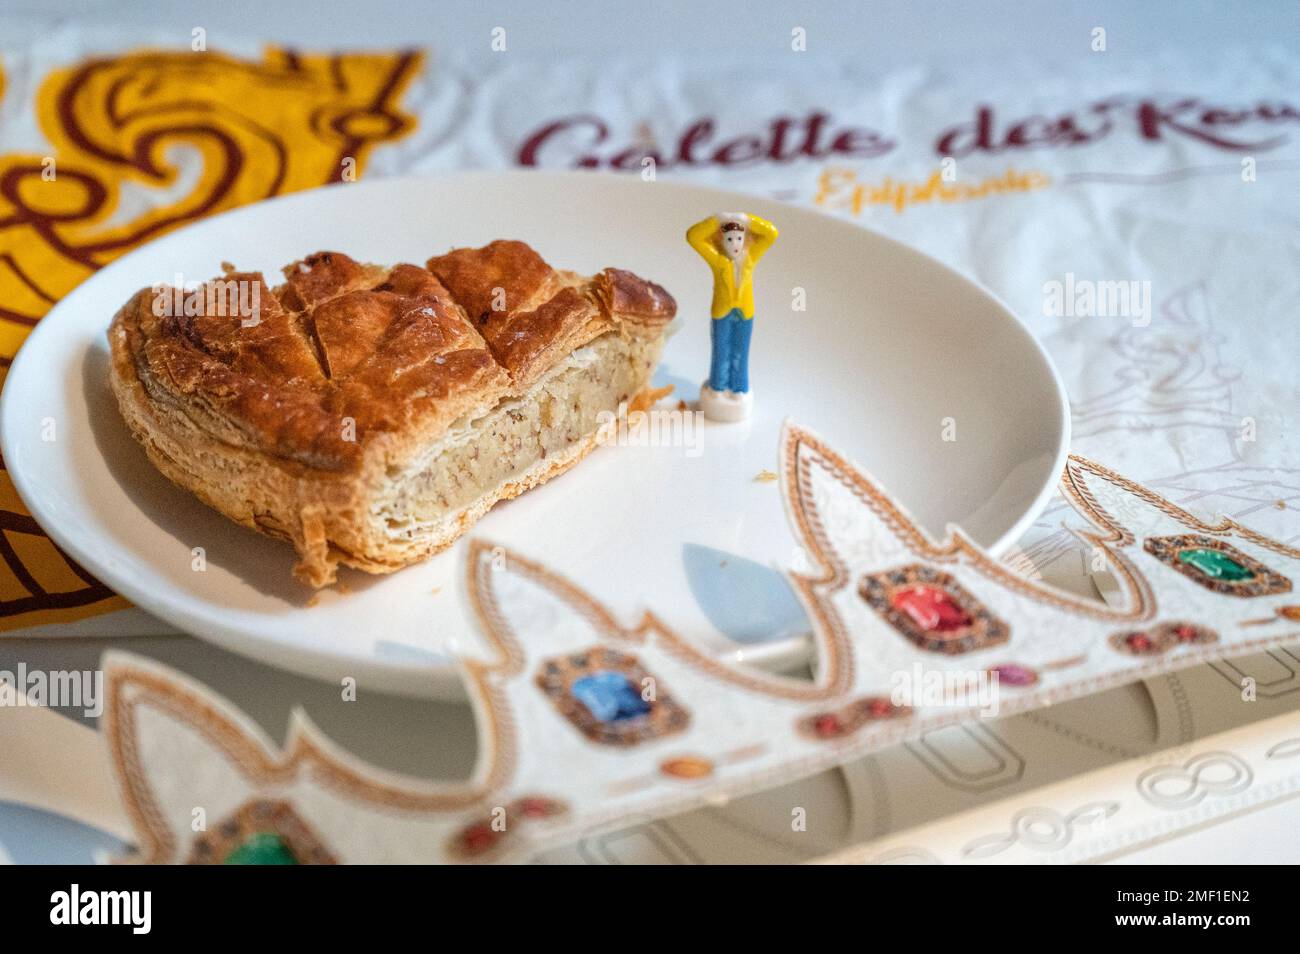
[108,241,675,587]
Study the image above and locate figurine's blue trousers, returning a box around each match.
[708,308,753,393]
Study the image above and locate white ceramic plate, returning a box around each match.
[1,171,1069,698]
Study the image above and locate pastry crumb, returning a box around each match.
[628,384,674,413]
[306,595,321,608]
[677,399,689,411]
[754,469,779,483]
[1277,500,1287,509]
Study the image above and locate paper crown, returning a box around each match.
[101,422,1300,863]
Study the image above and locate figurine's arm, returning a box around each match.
[745,214,779,264]
[686,216,726,267]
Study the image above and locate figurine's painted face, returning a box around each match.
[720,227,746,261]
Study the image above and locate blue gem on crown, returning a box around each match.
[570,670,651,723]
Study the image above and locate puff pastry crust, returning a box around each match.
[108,241,675,587]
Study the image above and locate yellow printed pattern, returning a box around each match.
[0,46,424,631]
[815,166,1051,215]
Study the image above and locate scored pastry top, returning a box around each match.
[112,242,676,475]
[427,240,675,387]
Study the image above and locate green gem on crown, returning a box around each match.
[223,832,299,865]
[1177,548,1255,582]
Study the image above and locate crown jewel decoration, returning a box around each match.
[99,423,1300,863]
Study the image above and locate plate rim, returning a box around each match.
[0,169,1072,697]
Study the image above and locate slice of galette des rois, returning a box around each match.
[108,241,676,587]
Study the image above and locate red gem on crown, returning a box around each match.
[891,585,973,633]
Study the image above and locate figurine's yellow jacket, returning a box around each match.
[686,215,778,319]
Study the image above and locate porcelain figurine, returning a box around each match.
[686,211,778,422]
